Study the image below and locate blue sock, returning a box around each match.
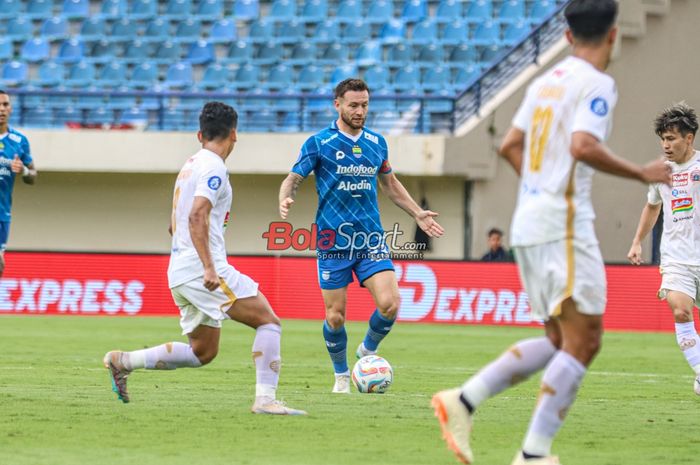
[323,320,348,374]
[363,309,396,352]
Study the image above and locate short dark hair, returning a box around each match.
[199,101,237,141]
[488,228,503,237]
[654,102,699,138]
[0,89,7,96]
[564,0,618,43]
[334,78,370,99]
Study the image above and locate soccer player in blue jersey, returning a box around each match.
[0,90,37,277]
[279,79,444,393]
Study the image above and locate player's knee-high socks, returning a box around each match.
[126,342,202,370]
[362,309,396,352]
[675,321,700,374]
[323,320,348,374]
[252,323,281,399]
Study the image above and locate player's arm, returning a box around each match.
[627,201,662,265]
[278,172,304,219]
[498,127,525,176]
[378,172,444,238]
[189,196,219,291]
[11,157,36,185]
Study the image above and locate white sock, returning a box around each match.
[253,323,281,399]
[126,342,202,370]
[522,351,586,457]
[461,337,557,408]
[675,322,700,374]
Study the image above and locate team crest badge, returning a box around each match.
[352,146,362,158]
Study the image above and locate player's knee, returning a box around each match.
[326,312,345,329]
[546,331,562,349]
[672,307,693,323]
[194,346,218,365]
[377,292,400,319]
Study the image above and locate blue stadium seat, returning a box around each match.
[401,0,427,23]
[40,17,70,42]
[268,0,296,22]
[225,40,253,64]
[73,87,107,110]
[163,62,193,89]
[253,42,282,65]
[129,62,158,89]
[287,42,316,65]
[355,40,381,67]
[119,106,149,126]
[129,0,158,20]
[265,63,293,90]
[122,40,154,65]
[65,60,96,88]
[448,43,479,66]
[379,19,406,44]
[363,65,390,90]
[0,38,12,62]
[415,43,444,67]
[451,64,481,90]
[335,0,361,24]
[480,44,506,65]
[99,0,128,19]
[306,106,334,129]
[86,107,114,125]
[411,19,437,45]
[195,0,224,21]
[277,20,305,44]
[1,61,28,87]
[330,64,358,85]
[79,18,108,43]
[186,40,215,65]
[88,40,118,64]
[391,65,420,92]
[370,88,396,112]
[62,0,90,20]
[298,0,327,23]
[277,110,301,132]
[160,107,188,131]
[317,43,349,65]
[341,19,371,45]
[23,107,54,128]
[234,0,259,21]
[54,106,81,126]
[232,64,259,91]
[7,17,34,43]
[209,19,237,44]
[498,0,525,23]
[97,61,127,88]
[153,41,184,65]
[173,19,203,45]
[386,43,412,68]
[502,19,530,46]
[295,64,324,91]
[196,63,229,91]
[310,19,340,44]
[366,0,393,25]
[471,20,501,46]
[21,38,50,63]
[0,0,22,20]
[247,19,273,43]
[110,18,140,44]
[35,61,65,87]
[176,95,207,111]
[25,0,53,20]
[56,38,85,64]
[421,66,449,92]
[142,18,171,43]
[440,19,468,45]
[163,0,192,20]
[465,0,493,22]
[434,0,461,24]
[530,0,557,21]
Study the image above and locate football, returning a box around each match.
[351,355,393,394]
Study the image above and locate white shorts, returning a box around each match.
[659,263,700,303]
[170,264,259,335]
[513,239,607,321]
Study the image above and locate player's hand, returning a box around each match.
[640,159,671,185]
[279,197,294,219]
[11,155,23,174]
[415,210,444,238]
[627,242,643,265]
[203,267,220,291]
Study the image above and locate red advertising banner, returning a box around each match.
[0,252,674,332]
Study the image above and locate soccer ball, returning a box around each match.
[351,355,393,393]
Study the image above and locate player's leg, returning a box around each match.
[665,289,700,392]
[322,286,352,393]
[358,268,399,358]
[0,220,10,277]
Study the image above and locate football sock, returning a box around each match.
[522,351,586,457]
[674,322,700,373]
[461,337,556,409]
[323,320,348,374]
[126,342,202,370]
[363,309,396,352]
[253,323,282,399]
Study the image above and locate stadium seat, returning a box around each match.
[129,0,158,20]
[55,38,85,64]
[163,0,192,20]
[25,0,53,20]
[448,43,479,66]
[0,0,22,20]
[153,41,183,65]
[234,0,259,21]
[163,62,193,89]
[21,38,50,63]
[186,40,215,65]
[209,19,237,44]
[40,17,70,42]
[355,41,382,67]
[379,19,406,44]
[277,20,305,44]
[298,0,327,23]
[341,20,371,46]
[415,43,444,67]
[434,0,461,24]
[421,66,449,92]
[88,40,118,64]
[288,42,316,65]
[369,88,396,112]
[424,89,453,113]
[391,65,420,92]
[471,21,501,46]
[129,62,158,89]
[110,19,140,44]
[440,19,469,45]
[498,0,526,23]
[173,19,203,45]
[451,64,481,91]
[253,42,282,65]
[330,64,358,85]
[65,60,96,88]
[35,61,65,87]
[62,0,90,20]
[225,40,253,64]
[317,43,349,65]
[231,64,260,91]
[99,0,128,19]
[386,43,412,68]
[118,106,149,126]
[401,0,427,23]
[86,107,114,125]
[247,19,273,44]
[195,0,224,20]
[502,19,530,46]
[530,0,558,21]
[79,18,108,43]
[0,61,28,87]
[23,107,54,128]
[73,87,108,109]
[310,19,340,44]
[7,17,34,43]
[363,65,390,90]
[335,0,361,24]
[265,63,293,91]
[142,18,171,43]
[160,107,188,131]
[480,43,506,65]
[411,19,438,45]
[465,0,493,22]
[0,38,13,62]
[196,63,229,91]
[54,106,81,126]
[96,61,126,88]
[366,0,393,25]
[295,64,324,91]
[122,40,154,65]
[268,0,297,22]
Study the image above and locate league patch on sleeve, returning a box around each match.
[207,176,222,190]
[590,97,608,117]
[380,160,392,174]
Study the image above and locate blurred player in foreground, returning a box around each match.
[104,102,306,415]
[432,1,670,464]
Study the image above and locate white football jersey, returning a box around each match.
[167,149,232,288]
[648,151,700,266]
[510,56,618,246]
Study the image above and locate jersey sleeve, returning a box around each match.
[19,135,32,165]
[291,136,320,178]
[379,136,392,174]
[194,162,227,205]
[571,75,617,142]
[647,183,662,205]
[512,85,534,131]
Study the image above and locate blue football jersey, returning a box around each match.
[291,121,392,252]
[0,128,33,221]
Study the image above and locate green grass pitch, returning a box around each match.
[1,315,698,465]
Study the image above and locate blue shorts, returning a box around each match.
[0,221,10,252]
[317,250,395,290]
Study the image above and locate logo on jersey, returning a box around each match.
[336,165,377,176]
[673,173,689,186]
[335,150,345,160]
[352,145,362,158]
[671,197,693,214]
[207,176,222,190]
[337,180,372,192]
[590,98,608,117]
[321,133,338,145]
[671,189,686,197]
[321,271,330,280]
[691,169,700,182]
[223,211,230,229]
[364,132,379,144]
[8,133,21,143]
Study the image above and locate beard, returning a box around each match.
[341,112,365,130]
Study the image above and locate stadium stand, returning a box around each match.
[4,0,570,132]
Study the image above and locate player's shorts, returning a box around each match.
[658,262,700,303]
[513,239,606,321]
[0,221,10,252]
[170,264,259,335]
[317,249,394,290]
